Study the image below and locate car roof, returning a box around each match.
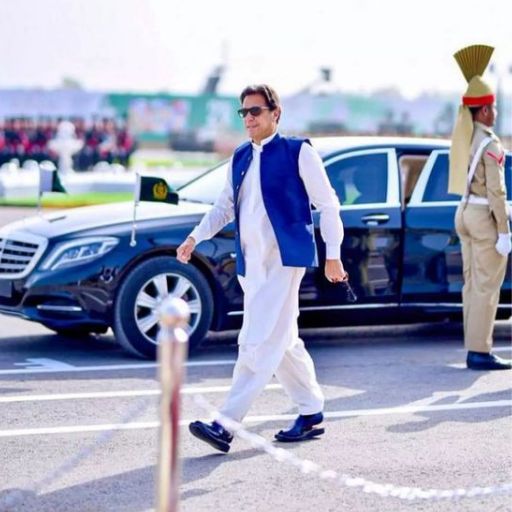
[308,136,451,156]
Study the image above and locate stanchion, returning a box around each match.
[156,297,190,512]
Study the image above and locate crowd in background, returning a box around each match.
[0,118,136,170]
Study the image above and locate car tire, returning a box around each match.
[113,256,214,359]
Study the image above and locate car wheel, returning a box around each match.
[113,256,214,359]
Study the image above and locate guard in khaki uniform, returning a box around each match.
[449,44,512,370]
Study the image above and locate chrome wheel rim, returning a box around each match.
[134,272,201,346]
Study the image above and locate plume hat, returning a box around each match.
[448,44,495,195]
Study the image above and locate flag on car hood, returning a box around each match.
[134,175,178,204]
[130,174,179,246]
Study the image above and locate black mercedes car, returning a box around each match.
[0,137,510,358]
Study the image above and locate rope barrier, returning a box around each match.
[193,394,512,502]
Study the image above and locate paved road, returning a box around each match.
[0,315,511,512]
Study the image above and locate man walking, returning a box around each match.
[177,84,345,452]
[449,45,511,370]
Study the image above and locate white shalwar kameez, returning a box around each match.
[190,132,343,423]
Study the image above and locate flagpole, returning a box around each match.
[37,163,43,216]
[130,172,141,247]
[37,190,42,216]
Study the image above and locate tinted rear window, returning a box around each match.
[423,153,512,202]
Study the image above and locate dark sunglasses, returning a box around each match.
[237,106,271,118]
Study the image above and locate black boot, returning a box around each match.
[189,420,233,453]
[466,351,512,370]
[274,412,324,442]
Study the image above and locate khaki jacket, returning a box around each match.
[468,122,510,234]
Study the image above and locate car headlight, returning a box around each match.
[41,237,119,271]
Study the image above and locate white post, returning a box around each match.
[156,297,190,512]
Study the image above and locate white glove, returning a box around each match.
[495,233,512,256]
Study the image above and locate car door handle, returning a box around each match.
[361,213,390,226]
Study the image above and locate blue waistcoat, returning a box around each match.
[232,133,318,276]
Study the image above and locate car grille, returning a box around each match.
[0,232,48,279]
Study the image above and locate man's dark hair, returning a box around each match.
[469,106,484,119]
[239,84,280,110]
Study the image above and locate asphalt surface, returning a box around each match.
[0,315,511,512]
[1,207,511,511]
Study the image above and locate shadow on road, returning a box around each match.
[0,465,154,512]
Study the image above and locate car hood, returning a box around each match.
[0,201,212,239]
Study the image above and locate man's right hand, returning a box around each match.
[177,236,196,264]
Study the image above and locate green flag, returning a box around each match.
[136,176,178,204]
[130,174,178,246]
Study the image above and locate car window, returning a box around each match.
[423,153,512,202]
[422,154,460,202]
[325,153,388,205]
[177,161,229,204]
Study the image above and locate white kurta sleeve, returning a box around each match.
[298,142,344,259]
[189,159,235,244]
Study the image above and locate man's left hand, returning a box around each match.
[325,259,347,283]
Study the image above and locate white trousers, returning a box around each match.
[218,257,324,423]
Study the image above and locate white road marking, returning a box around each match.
[0,399,509,438]
[13,358,76,370]
[0,359,236,376]
[3,346,509,375]
[250,399,512,423]
[0,422,160,438]
[456,346,511,353]
[0,384,283,403]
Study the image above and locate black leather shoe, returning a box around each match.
[274,412,324,442]
[466,351,512,371]
[189,420,233,453]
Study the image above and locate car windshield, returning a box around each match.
[175,138,346,205]
[177,161,229,204]
[176,144,341,205]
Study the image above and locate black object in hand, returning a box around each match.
[342,280,358,303]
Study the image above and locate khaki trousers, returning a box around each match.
[455,203,508,353]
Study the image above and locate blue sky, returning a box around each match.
[1,0,511,98]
